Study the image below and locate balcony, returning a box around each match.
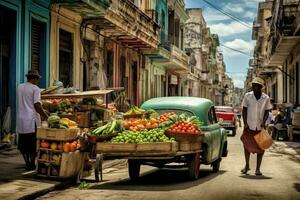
[267,1,300,66]
[145,9,158,24]
[82,0,160,49]
[52,0,110,17]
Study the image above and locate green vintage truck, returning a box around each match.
[132,97,228,180]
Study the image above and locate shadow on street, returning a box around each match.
[90,168,226,191]
[239,175,272,180]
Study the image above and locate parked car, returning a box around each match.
[215,106,237,136]
[140,97,228,178]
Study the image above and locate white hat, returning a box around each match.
[251,77,265,87]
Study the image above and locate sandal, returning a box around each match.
[241,167,250,174]
[255,170,262,176]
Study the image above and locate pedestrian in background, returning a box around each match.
[240,77,272,175]
[16,70,48,170]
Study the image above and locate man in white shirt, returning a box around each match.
[240,77,272,176]
[17,70,48,170]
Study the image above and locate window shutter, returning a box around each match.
[31,20,41,71]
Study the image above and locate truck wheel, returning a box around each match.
[187,153,200,180]
[212,158,221,172]
[128,160,140,181]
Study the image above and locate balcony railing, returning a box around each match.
[170,44,189,62]
[111,0,159,36]
[145,9,158,24]
[269,1,300,55]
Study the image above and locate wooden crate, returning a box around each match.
[179,142,201,151]
[96,142,178,156]
[37,128,79,141]
[136,142,178,153]
[36,150,85,178]
[75,112,90,128]
[96,143,136,153]
[59,151,85,178]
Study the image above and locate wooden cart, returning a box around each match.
[95,140,204,181]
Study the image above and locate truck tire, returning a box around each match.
[222,142,228,157]
[212,158,221,172]
[128,160,140,181]
[187,153,200,180]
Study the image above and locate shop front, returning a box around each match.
[0,0,50,134]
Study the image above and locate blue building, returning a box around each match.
[0,0,50,134]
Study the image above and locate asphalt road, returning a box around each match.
[38,126,300,200]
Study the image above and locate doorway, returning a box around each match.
[0,6,16,135]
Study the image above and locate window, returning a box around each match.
[31,18,46,87]
[208,106,218,125]
[120,56,127,91]
[106,50,114,87]
[59,29,73,87]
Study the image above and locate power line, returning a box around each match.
[220,44,251,56]
[184,26,251,56]
[201,0,252,29]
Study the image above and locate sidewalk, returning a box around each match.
[0,147,125,200]
[270,140,300,162]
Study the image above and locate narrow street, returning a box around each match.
[38,126,300,200]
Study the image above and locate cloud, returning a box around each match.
[226,73,247,88]
[209,21,250,37]
[203,7,231,23]
[222,39,254,57]
[244,11,256,19]
[233,79,245,88]
[224,3,245,14]
[224,39,254,53]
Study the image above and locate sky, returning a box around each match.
[185,0,262,88]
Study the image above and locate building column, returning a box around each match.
[277,71,283,104]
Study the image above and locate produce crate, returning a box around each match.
[79,105,98,111]
[36,151,85,178]
[165,131,203,142]
[96,143,136,153]
[179,141,201,151]
[37,128,79,141]
[75,112,90,128]
[96,142,178,156]
[136,142,178,153]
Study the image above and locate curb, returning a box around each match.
[18,159,126,200]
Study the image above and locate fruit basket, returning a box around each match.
[165,130,203,142]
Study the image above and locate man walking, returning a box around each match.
[17,70,48,170]
[240,77,272,175]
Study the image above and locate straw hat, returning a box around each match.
[26,70,42,79]
[251,77,265,87]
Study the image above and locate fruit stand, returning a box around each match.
[37,89,121,180]
[93,108,205,181]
